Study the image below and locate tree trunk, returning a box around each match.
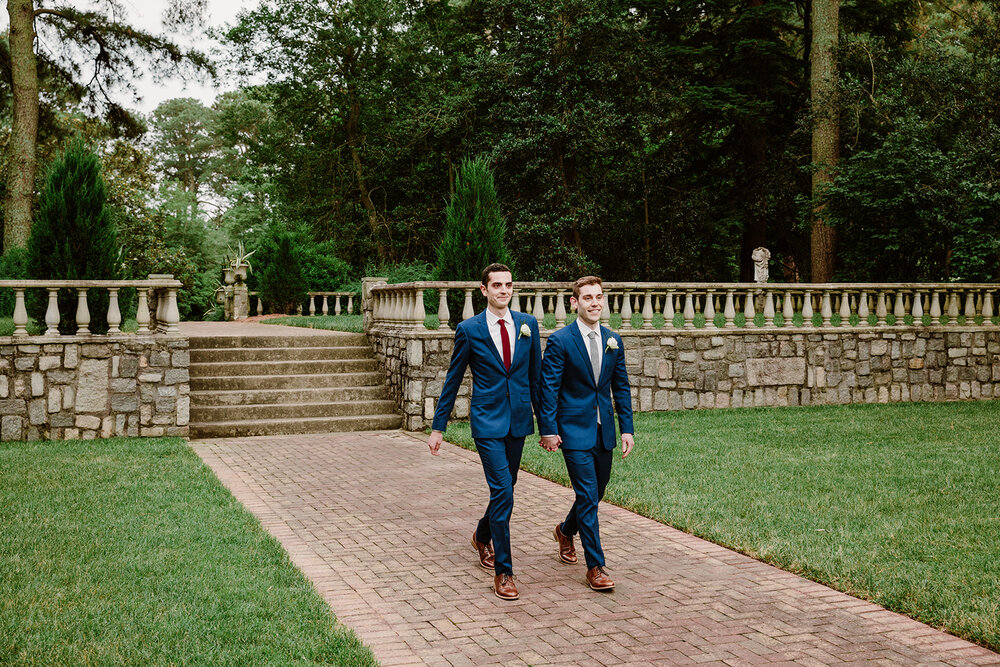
[4,0,39,252]
[346,86,384,260]
[810,0,839,282]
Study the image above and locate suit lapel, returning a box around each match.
[511,312,527,368]
[476,312,505,371]
[597,327,613,387]
[571,324,598,388]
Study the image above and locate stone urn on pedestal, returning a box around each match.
[228,241,255,320]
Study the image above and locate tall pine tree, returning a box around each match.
[434,156,512,323]
[28,140,118,334]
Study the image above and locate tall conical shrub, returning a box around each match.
[433,156,513,324]
[27,140,118,334]
[257,230,306,314]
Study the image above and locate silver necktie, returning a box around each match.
[588,331,600,382]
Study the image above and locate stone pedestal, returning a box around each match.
[233,284,249,320]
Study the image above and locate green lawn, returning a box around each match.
[0,438,376,666]
[440,401,1000,651]
[261,314,363,333]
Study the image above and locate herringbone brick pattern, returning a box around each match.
[191,432,999,666]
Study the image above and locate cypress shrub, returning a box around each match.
[257,230,306,314]
[27,140,119,334]
[433,156,513,324]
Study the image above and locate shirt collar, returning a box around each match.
[486,309,512,327]
[576,317,600,338]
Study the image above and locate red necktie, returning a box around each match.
[498,319,511,371]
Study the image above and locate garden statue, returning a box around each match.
[752,247,770,283]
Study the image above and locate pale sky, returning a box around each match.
[122,0,256,113]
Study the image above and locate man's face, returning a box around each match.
[571,283,603,326]
[481,271,513,312]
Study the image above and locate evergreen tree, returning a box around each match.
[434,156,512,321]
[257,230,307,314]
[27,140,118,334]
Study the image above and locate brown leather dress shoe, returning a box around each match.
[471,535,495,570]
[554,524,577,564]
[493,573,519,600]
[586,566,615,591]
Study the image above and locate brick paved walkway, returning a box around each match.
[191,432,999,666]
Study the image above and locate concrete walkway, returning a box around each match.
[191,432,999,666]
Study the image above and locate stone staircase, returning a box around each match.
[188,332,402,438]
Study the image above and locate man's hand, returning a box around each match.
[540,434,561,452]
[427,430,444,456]
[621,433,634,459]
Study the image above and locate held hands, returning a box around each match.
[427,430,444,456]
[539,434,562,452]
[621,433,635,459]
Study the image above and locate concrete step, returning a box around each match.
[190,400,399,422]
[188,333,366,349]
[189,358,379,377]
[190,385,391,406]
[190,346,374,363]
[190,372,385,391]
[189,413,403,438]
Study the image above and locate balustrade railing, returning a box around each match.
[0,276,182,337]
[368,281,1000,332]
[249,291,357,316]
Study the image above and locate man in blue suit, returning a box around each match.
[427,263,542,600]
[539,276,634,591]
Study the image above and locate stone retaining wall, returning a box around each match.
[368,327,1000,430]
[0,335,190,441]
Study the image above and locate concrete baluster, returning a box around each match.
[463,289,475,321]
[802,291,814,327]
[555,291,567,326]
[600,292,611,327]
[107,287,122,334]
[858,292,870,325]
[309,295,316,316]
[620,291,633,329]
[763,290,776,327]
[511,290,521,313]
[983,291,994,321]
[44,288,60,335]
[841,290,852,327]
[414,289,426,329]
[964,290,976,324]
[663,291,675,328]
[875,291,887,326]
[256,297,264,315]
[347,295,354,314]
[13,289,29,336]
[438,288,450,330]
[744,289,756,326]
[893,290,906,326]
[164,288,180,333]
[682,291,695,329]
[947,290,960,323]
[532,290,545,324]
[911,292,923,322]
[642,291,654,329]
[323,295,330,316]
[930,291,941,321]
[76,288,91,335]
[703,290,716,329]
[723,290,736,329]
[136,289,151,333]
[821,292,833,327]
[782,290,794,327]
[403,290,415,325]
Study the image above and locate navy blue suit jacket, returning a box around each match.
[431,310,542,439]
[538,323,634,450]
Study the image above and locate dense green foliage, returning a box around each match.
[0,438,377,665]
[0,247,29,318]
[256,230,307,314]
[26,141,118,334]
[443,401,1000,651]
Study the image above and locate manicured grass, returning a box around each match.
[0,438,376,666]
[439,401,1000,651]
[261,314,363,333]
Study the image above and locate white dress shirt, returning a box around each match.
[485,308,515,363]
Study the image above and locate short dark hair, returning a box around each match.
[572,275,603,299]
[481,263,512,285]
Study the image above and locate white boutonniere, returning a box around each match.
[605,337,619,353]
[519,323,531,339]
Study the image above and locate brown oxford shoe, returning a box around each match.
[554,523,577,564]
[493,573,519,600]
[586,566,615,591]
[471,534,495,570]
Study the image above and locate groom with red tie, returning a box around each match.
[427,263,542,600]
[540,275,634,591]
